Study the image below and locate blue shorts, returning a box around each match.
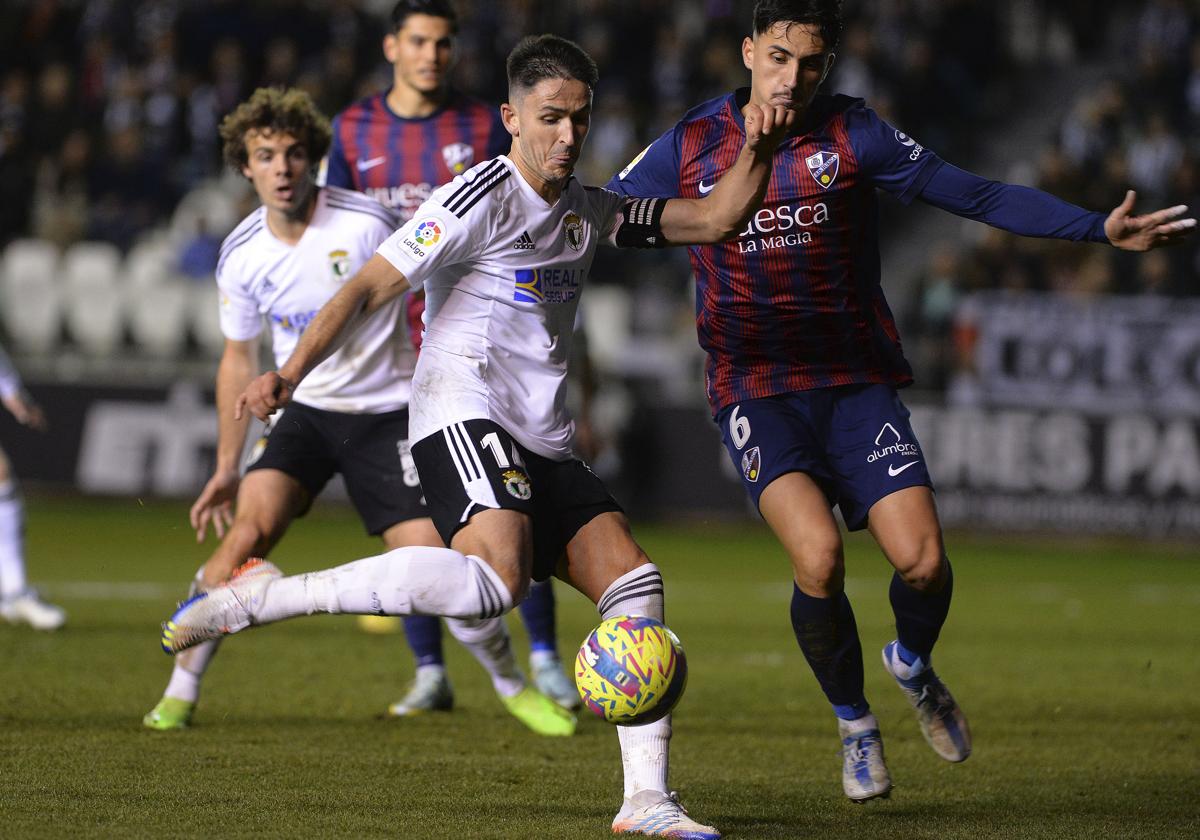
[715,384,933,530]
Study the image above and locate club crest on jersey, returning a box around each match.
[328,249,350,279]
[805,150,840,189]
[741,446,761,482]
[563,212,584,251]
[501,469,532,500]
[402,217,445,261]
[442,142,474,175]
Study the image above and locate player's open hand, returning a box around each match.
[1,391,47,432]
[189,468,239,542]
[742,102,796,156]
[235,371,296,422]
[1105,190,1196,251]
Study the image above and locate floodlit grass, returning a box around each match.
[1,496,1197,838]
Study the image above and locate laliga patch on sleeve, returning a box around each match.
[618,145,650,180]
[401,217,445,261]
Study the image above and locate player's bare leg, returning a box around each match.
[144,470,305,730]
[559,512,719,839]
[868,487,970,762]
[0,448,64,631]
[760,472,891,801]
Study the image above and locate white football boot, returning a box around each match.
[530,650,582,711]
[160,559,281,654]
[387,665,454,716]
[882,640,972,762]
[838,714,893,802]
[0,590,66,630]
[612,790,720,839]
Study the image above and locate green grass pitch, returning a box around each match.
[1,495,1197,839]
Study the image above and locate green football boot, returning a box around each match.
[500,685,576,737]
[143,697,195,731]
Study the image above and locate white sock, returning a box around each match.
[163,566,222,703]
[252,546,514,624]
[839,712,880,734]
[445,616,525,697]
[600,563,671,799]
[0,482,27,599]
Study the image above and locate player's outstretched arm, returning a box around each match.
[655,103,794,245]
[235,254,411,422]
[1104,190,1196,251]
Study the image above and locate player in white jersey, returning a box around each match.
[161,39,793,837]
[144,87,573,739]
[0,343,64,630]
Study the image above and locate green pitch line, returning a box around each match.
[1,496,1197,839]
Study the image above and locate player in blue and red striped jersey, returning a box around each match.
[323,0,579,718]
[608,0,1195,803]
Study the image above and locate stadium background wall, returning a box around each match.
[6,381,1199,538]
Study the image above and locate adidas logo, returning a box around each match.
[513,231,535,250]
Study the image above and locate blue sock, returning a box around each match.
[519,579,557,654]
[403,615,445,667]
[790,584,869,720]
[889,559,954,662]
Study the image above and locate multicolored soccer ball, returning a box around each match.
[575,615,687,725]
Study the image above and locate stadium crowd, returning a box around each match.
[0,0,1195,389]
[903,0,1200,388]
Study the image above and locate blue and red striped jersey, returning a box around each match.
[607,90,942,415]
[325,89,509,224]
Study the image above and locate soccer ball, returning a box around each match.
[575,615,688,725]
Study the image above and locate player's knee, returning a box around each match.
[895,537,947,593]
[476,551,531,608]
[791,545,844,597]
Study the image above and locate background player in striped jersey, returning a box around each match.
[163,35,795,838]
[143,87,573,738]
[0,343,64,631]
[607,0,1196,804]
[322,0,578,717]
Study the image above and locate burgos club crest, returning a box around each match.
[442,142,474,175]
[805,150,839,189]
[563,212,584,251]
[328,249,350,279]
[501,469,532,500]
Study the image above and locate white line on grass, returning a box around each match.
[41,581,177,601]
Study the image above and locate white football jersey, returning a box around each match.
[217,186,414,413]
[376,155,625,459]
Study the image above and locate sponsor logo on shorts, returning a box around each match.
[502,469,532,500]
[396,440,420,488]
[868,422,921,476]
[805,150,840,189]
[742,446,761,482]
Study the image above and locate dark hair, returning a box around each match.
[390,0,458,34]
[752,0,843,50]
[506,34,599,96]
[220,87,332,172]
